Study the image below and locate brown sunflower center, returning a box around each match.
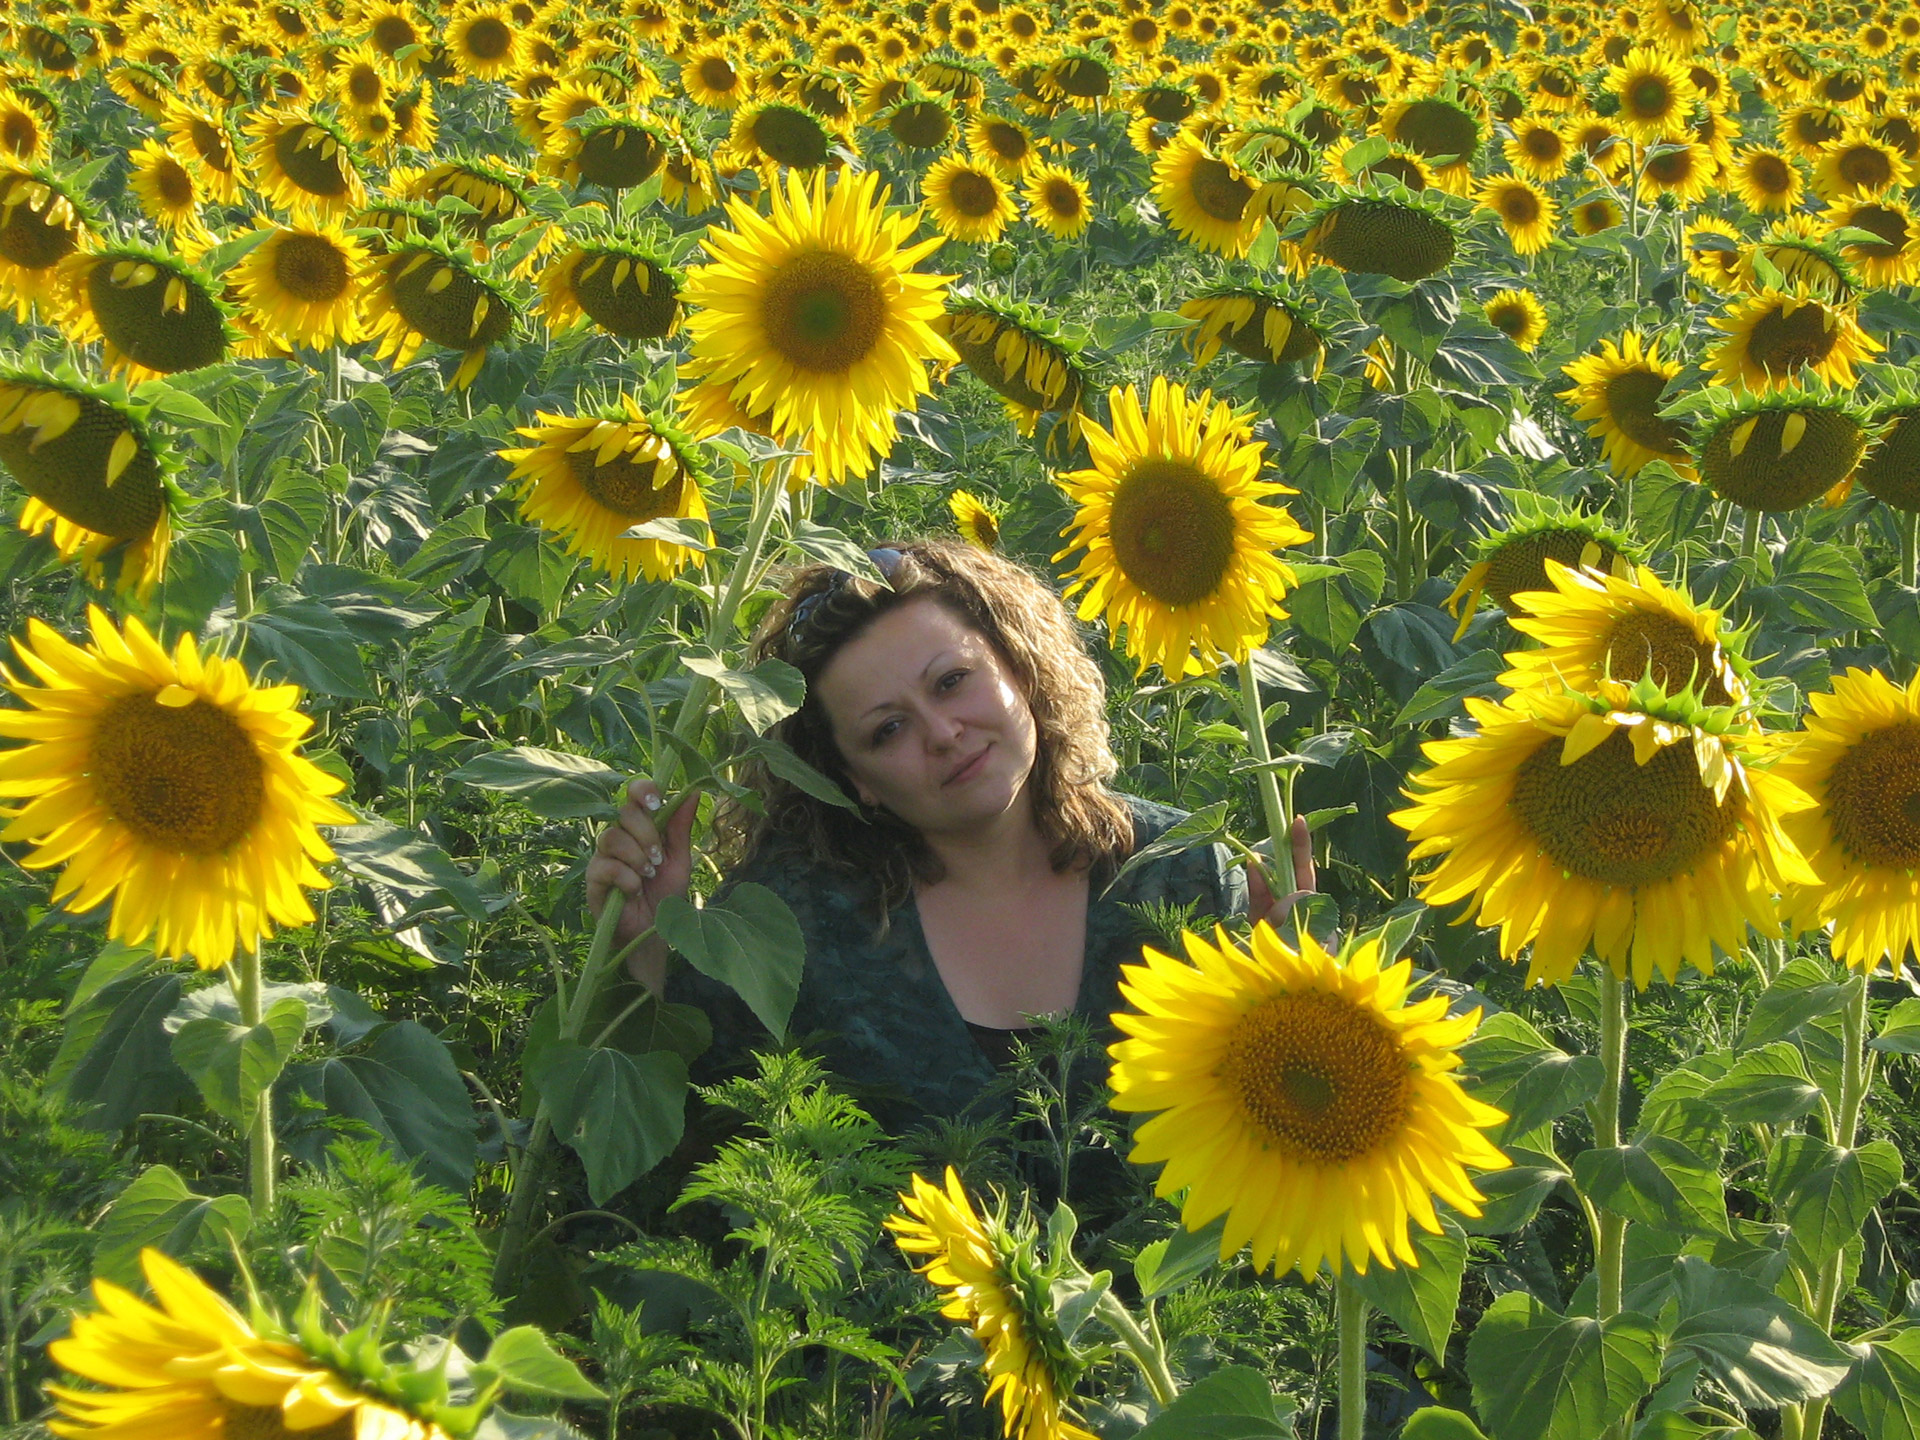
[87,259,229,374]
[945,168,1001,218]
[1496,185,1542,225]
[1042,177,1083,218]
[274,233,351,303]
[759,249,886,374]
[1745,299,1839,379]
[1108,457,1238,608]
[698,56,736,92]
[91,691,266,856]
[189,119,234,172]
[1627,75,1675,118]
[0,185,79,270]
[1644,148,1698,186]
[983,121,1029,161]
[565,444,686,518]
[1602,609,1733,704]
[752,106,831,167]
[388,249,512,350]
[1859,408,1920,511]
[1510,725,1739,887]
[1837,145,1895,191]
[371,14,417,53]
[1222,989,1412,1163]
[1746,152,1794,193]
[153,158,194,208]
[1522,127,1565,161]
[1603,366,1689,454]
[345,65,384,107]
[1823,722,1920,867]
[1487,299,1535,340]
[462,16,512,59]
[1391,97,1479,161]
[1186,156,1253,222]
[571,250,679,339]
[272,123,352,198]
[889,101,952,150]
[1837,204,1907,257]
[2,110,38,157]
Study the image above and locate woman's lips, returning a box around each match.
[945,745,991,785]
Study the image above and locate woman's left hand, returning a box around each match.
[1245,815,1317,929]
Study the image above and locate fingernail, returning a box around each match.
[644,792,662,811]
[649,845,664,866]
[643,864,657,878]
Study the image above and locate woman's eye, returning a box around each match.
[939,668,969,691]
[873,718,903,745]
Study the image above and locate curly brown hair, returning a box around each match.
[713,537,1134,922]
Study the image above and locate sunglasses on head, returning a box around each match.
[785,546,905,644]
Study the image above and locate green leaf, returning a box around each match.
[50,970,190,1129]
[331,820,491,922]
[1573,1135,1728,1236]
[446,746,624,820]
[480,1327,606,1400]
[1101,800,1228,897]
[167,996,307,1126]
[1288,550,1386,657]
[1666,1256,1857,1408]
[1739,959,1849,1049]
[401,507,489,586]
[655,884,804,1041]
[283,1021,477,1190]
[681,651,806,733]
[741,733,859,811]
[534,1043,688,1205]
[788,518,891,581]
[1349,1216,1468,1365]
[1768,1134,1903,1267]
[1134,1215,1226,1300]
[1688,1042,1823,1125]
[260,468,328,581]
[243,594,375,698]
[1462,1011,1604,1141]
[1466,1293,1663,1440]
[1871,998,1920,1054]
[1402,1410,1491,1440]
[623,515,711,551]
[1459,1162,1569,1236]
[92,1165,252,1287]
[1761,539,1880,632]
[1129,1364,1298,1439]
[1396,649,1507,726]
[1833,1327,1920,1440]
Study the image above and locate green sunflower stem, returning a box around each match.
[1900,508,1918,588]
[1336,1268,1368,1440]
[1238,652,1296,898]
[1093,1290,1179,1408]
[1590,965,1630,1323]
[1739,507,1761,560]
[228,949,275,1214]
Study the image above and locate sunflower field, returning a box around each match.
[6,0,1920,1434]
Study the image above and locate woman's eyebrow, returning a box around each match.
[858,649,958,720]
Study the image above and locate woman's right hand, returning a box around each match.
[585,780,699,980]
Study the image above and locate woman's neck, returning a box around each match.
[917,788,1056,892]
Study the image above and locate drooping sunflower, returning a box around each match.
[1153,133,1263,258]
[0,87,51,165]
[1739,215,1857,303]
[1179,281,1322,371]
[1021,163,1093,240]
[950,488,1001,550]
[1857,394,1920,511]
[1441,500,1639,638]
[1777,669,1920,973]
[497,398,710,583]
[923,153,1017,245]
[403,156,532,248]
[548,109,672,191]
[681,168,955,486]
[1681,219,1746,292]
[364,237,517,389]
[1811,132,1913,202]
[887,1170,1099,1440]
[1377,93,1483,191]
[1502,559,1749,709]
[0,605,352,968]
[231,222,368,350]
[659,145,719,217]
[1394,682,1815,988]
[1478,175,1556,256]
[164,100,247,206]
[1559,330,1695,478]
[48,1248,465,1440]
[247,107,366,220]
[1779,101,1852,158]
[1606,45,1696,142]
[728,100,841,173]
[1483,288,1547,352]
[0,166,87,321]
[58,246,233,381]
[1822,196,1920,287]
[1693,383,1871,512]
[108,63,173,123]
[1054,377,1311,679]
[539,240,681,340]
[1107,922,1509,1277]
[0,371,172,597]
[1296,189,1458,282]
[1706,289,1881,393]
[934,295,1090,441]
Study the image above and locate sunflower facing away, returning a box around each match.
[1180,284,1324,369]
[1055,377,1311,678]
[682,168,955,486]
[1559,330,1695,479]
[1442,503,1637,638]
[497,398,710,583]
[539,241,681,340]
[0,167,86,321]
[1394,683,1816,988]
[247,108,367,220]
[887,1170,1098,1440]
[48,1247,460,1440]
[58,247,233,381]
[1107,923,1510,1277]
[935,296,1088,441]
[1707,289,1881,393]
[364,238,517,389]
[1693,384,1871,512]
[232,223,369,351]
[1777,668,1920,974]
[0,606,352,969]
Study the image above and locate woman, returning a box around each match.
[586,538,1314,1130]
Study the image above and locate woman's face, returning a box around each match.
[814,594,1039,838]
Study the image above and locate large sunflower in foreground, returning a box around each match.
[232,223,369,350]
[49,1247,459,1440]
[1502,559,1749,709]
[887,1170,1098,1440]
[1693,383,1871,511]
[1394,683,1815,988]
[1706,289,1881,393]
[682,168,955,486]
[1777,668,1920,974]
[0,606,352,969]
[1559,331,1695,479]
[496,398,711,583]
[1054,377,1310,678]
[1108,923,1509,1277]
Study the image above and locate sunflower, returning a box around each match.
[364,238,516,389]
[1693,384,1870,511]
[521,77,604,148]
[923,153,1017,244]
[1297,191,1458,283]
[108,63,172,122]
[164,100,246,205]
[444,3,522,80]
[1740,215,1856,302]
[1502,559,1748,708]
[1559,330,1694,478]
[1179,282,1323,369]
[1022,163,1093,240]
[1107,922,1509,1277]
[364,0,427,66]
[1378,94,1482,191]
[950,488,1001,550]
[1706,289,1880,393]
[1152,134,1262,258]
[0,603,351,968]
[1779,101,1852,157]
[681,168,954,486]
[232,222,368,349]
[1442,502,1638,637]
[1504,119,1571,181]
[969,111,1039,175]
[539,241,680,340]
[58,247,233,381]
[387,87,438,153]
[333,42,397,115]
[1683,219,1747,291]
[1395,682,1814,988]
[0,87,50,164]
[728,101,840,172]
[935,295,1089,440]
[887,1170,1099,1440]
[1858,398,1920,511]
[680,43,748,109]
[1478,175,1556,256]
[1054,377,1311,678]
[127,139,207,240]
[659,145,719,217]
[247,108,365,220]
[48,1248,461,1440]
[1569,193,1626,235]
[1775,669,1920,973]
[0,166,87,322]
[548,110,672,191]
[885,92,956,151]
[1811,132,1912,200]
[1636,138,1716,206]
[1483,288,1547,352]
[1822,197,1920,287]
[498,399,710,583]
[1606,45,1696,141]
